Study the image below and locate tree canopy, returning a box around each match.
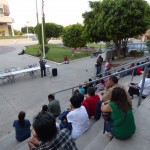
[62,23,87,48]
[83,0,150,57]
[35,23,63,45]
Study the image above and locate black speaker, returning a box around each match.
[52,68,57,76]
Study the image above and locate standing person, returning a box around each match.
[39,57,46,77]
[96,55,103,75]
[13,111,31,142]
[27,112,78,150]
[67,94,90,140]
[48,94,61,117]
[104,58,111,76]
[101,87,136,140]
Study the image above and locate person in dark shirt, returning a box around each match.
[13,111,31,142]
[39,57,46,77]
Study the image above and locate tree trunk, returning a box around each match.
[114,40,121,58]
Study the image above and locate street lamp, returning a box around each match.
[35,0,39,24]
[41,0,45,58]
[26,21,29,39]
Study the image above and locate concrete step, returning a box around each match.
[76,118,104,150]
[83,130,110,150]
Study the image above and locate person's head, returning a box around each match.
[42,105,48,112]
[89,78,92,82]
[70,94,82,109]
[131,63,134,66]
[137,63,140,66]
[48,94,55,101]
[107,75,118,88]
[145,58,149,62]
[98,74,103,78]
[18,111,25,127]
[111,87,131,112]
[87,87,95,96]
[73,89,80,95]
[32,112,57,142]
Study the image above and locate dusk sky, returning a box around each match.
[7,0,150,30]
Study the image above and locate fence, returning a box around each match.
[52,58,150,108]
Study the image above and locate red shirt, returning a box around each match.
[82,94,100,117]
[136,67,142,75]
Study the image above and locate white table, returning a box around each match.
[0,65,50,83]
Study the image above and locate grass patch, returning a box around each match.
[0,36,26,40]
[25,44,92,63]
[87,43,106,48]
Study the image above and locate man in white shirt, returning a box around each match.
[128,71,150,98]
[67,94,90,140]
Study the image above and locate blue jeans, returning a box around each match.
[94,100,102,120]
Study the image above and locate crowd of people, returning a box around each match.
[12,57,150,149]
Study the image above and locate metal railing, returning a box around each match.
[52,60,150,108]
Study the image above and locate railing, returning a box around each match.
[52,60,150,108]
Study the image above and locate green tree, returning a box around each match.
[62,23,87,49]
[45,23,63,41]
[35,23,63,45]
[83,0,150,57]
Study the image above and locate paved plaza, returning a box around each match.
[0,39,97,138]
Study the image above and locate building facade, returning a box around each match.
[0,0,12,36]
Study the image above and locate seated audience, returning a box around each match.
[82,87,100,118]
[13,111,31,142]
[48,94,61,117]
[128,71,150,99]
[95,80,105,91]
[135,63,142,75]
[64,56,69,64]
[41,105,48,112]
[79,84,85,95]
[101,87,136,140]
[67,94,90,140]
[102,76,131,105]
[27,112,78,150]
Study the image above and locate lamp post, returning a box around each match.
[35,0,39,24]
[26,21,29,39]
[41,0,45,58]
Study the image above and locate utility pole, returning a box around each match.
[35,0,39,24]
[41,0,45,58]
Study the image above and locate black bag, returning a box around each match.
[52,68,57,76]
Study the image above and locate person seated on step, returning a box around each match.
[128,71,150,99]
[101,87,136,140]
[102,75,132,105]
[13,111,31,142]
[79,84,85,95]
[82,87,100,119]
[41,104,48,113]
[95,79,105,92]
[64,55,69,64]
[135,63,142,76]
[27,112,78,150]
[48,94,61,118]
[66,93,90,140]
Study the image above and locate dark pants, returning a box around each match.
[41,67,46,77]
[128,87,139,97]
[96,65,101,75]
[94,100,102,121]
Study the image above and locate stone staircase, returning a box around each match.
[0,74,149,150]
